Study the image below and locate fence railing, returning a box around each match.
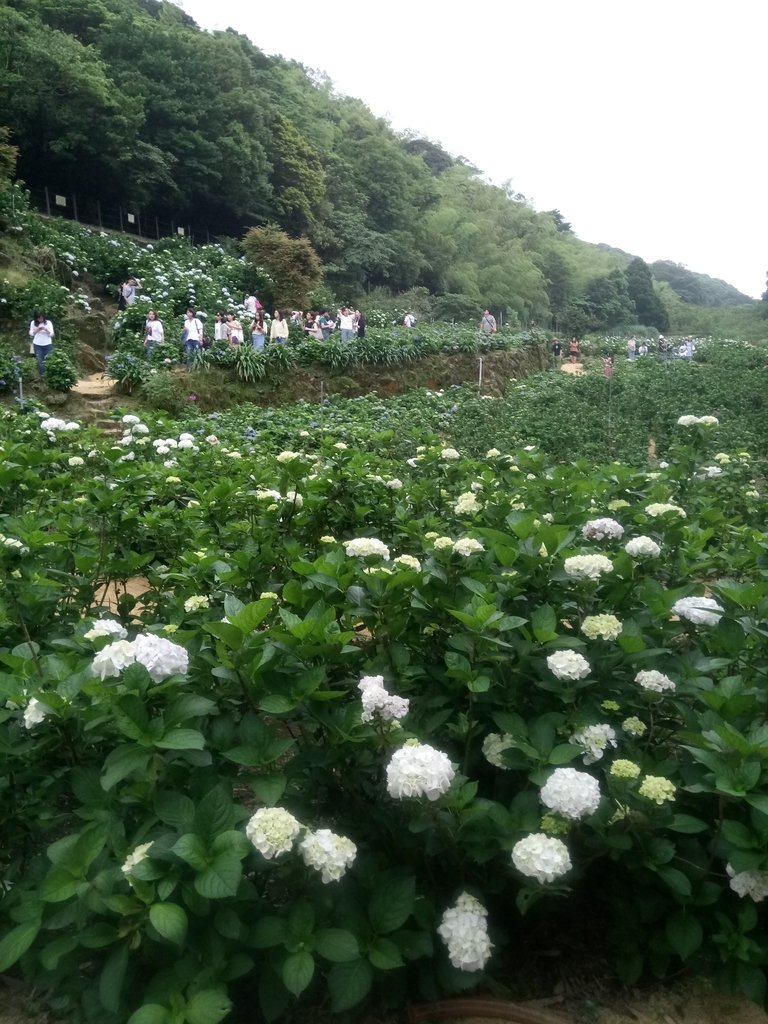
[27,187,237,245]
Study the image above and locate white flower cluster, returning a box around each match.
[677,414,719,426]
[672,596,724,627]
[581,518,624,541]
[0,533,28,553]
[358,675,409,723]
[344,537,391,560]
[511,834,572,884]
[23,697,50,729]
[625,536,661,559]
[84,618,128,642]
[276,450,301,463]
[452,537,484,556]
[635,669,676,693]
[454,491,482,516]
[92,633,189,682]
[245,807,302,859]
[386,743,455,801]
[393,554,421,572]
[571,723,617,764]
[547,650,591,680]
[482,732,515,769]
[40,417,80,433]
[440,448,461,460]
[699,465,723,478]
[645,502,686,519]
[540,767,601,820]
[298,829,357,883]
[437,893,493,971]
[581,614,622,641]
[727,865,768,902]
[563,554,614,580]
[122,841,154,876]
[184,595,210,613]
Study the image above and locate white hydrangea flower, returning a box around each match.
[358,675,409,722]
[581,614,622,641]
[645,502,686,519]
[122,841,154,875]
[635,669,676,693]
[486,448,501,457]
[121,415,140,426]
[433,536,454,550]
[92,639,137,680]
[68,456,84,467]
[571,723,617,764]
[276,450,300,463]
[638,775,676,805]
[700,465,723,478]
[672,596,724,627]
[677,415,699,426]
[205,435,219,444]
[452,538,484,556]
[246,807,302,859]
[284,490,303,508]
[547,650,591,680]
[581,518,624,541]
[727,865,768,902]
[540,767,601,820]
[437,893,493,972]
[255,488,281,502]
[393,554,421,572]
[132,423,149,436]
[184,595,210,613]
[23,697,50,729]
[698,416,719,426]
[132,634,189,682]
[386,743,455,801]
[454,491,482,516]
[298,829,357,882]
[344,538,391,560]
[385,478,403,490]
[625,536,661,559]
[511,834,572,883]
[441,448,461,460]
[563,554,614,580]
[482,732,514,769]
[84,618,128,642]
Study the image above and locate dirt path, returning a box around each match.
[561,362,586,376]
[71,372,117,398]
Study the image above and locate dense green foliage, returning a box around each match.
[651,260,755,307]
[2,388,768,1022]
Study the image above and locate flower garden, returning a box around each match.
[1,386,768,1024]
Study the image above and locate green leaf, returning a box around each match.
[126,1006,170,1024]
[149,903,188,945]
[282,951,315,996]
[328,959,373,1012]
[368,936,403,969]
[258,695,295,714]
[249,774,287,807]
[99,942,128,1013]
[313,928,359,963]
[656,865,691,897]
[288,901,315,941]
[164,694,216,728]
[194,852,242,899]
[665,911,702,960]
[172,834,209,871]
[185,987,232,1024]
[0,920,40,971]
[194,787,236,840]
[531,604,558,642]
[155,728,205,751]
[231,599,273,633]
[154,791,195,830]
[113,695,151,741]
[368,874,415,934]
[668,814,708,834]
[251,916,288,949]
[102,745,152,791]
[39,867,79,903]
[548,743,579,765]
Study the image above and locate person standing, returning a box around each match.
[480,309,497,334]
[403,311,416,328]
[356,310,367,339]
[183,308,204,367]
[226,313,243,346]
[214,311,228,343]
[627,336,637,361]
[568,337,580,363]
[144,309,164,359]
[270,310,289,345]
[319,310,333,341]
[304,315,324,341]
[244,293,258,316]
[551,338,562,361]
[121,278,140,307]
[29,312,54,376]
[251,310,266,351]
[338,307,355,343]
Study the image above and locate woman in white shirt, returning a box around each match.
[214,312,228,342]
[29,313,54,376]
[270,310,289,345]
[144,309,164,359]
[226,313,243,346]
[183,309,204,367]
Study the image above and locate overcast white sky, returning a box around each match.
[179,0,766,298]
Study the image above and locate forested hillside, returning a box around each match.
[0,0,758,336]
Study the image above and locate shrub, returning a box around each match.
[41,348,78,391]
[141,371,186,414]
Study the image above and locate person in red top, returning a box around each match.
[568,338,580,364]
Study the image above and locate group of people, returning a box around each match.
[550,338,582,364]
[141,299,372,366]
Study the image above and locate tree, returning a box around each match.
[625,257,669,331]
[0,127,18,194]
[545,209,573,233]
[242,225,322,309]
[269,114,326,236]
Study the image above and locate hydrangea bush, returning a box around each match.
[1,406,768,1022]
